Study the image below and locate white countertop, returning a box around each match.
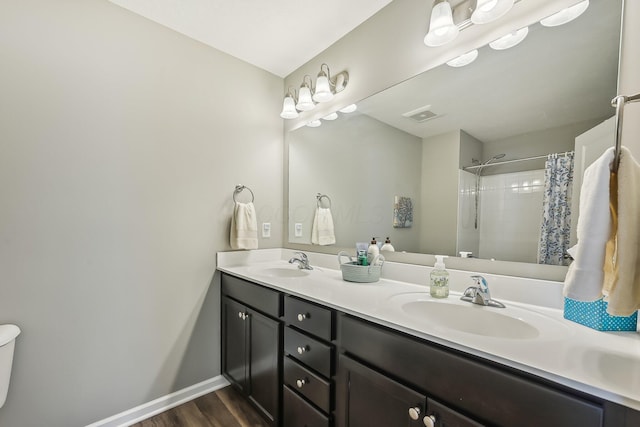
[217,248,640,411]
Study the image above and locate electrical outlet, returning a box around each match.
[294,223,303,237]
[262,222,271,238]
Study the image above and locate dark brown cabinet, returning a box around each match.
[221,274,283,426]
[220,272,640,427]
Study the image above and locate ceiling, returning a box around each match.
[356,0,620,143]
[108,0,392,78]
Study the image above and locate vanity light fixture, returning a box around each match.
[489,26,529,50]
[540,0,589,27]
[280,88,299,119]
[280,64,350,119]
[339,104,357,113]
[446,49,479,67]
[424,0,459,47]
[306,120,322,128]
[296,75,316,111]
[470,0,514,25]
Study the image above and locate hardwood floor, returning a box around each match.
[131,386,270,427]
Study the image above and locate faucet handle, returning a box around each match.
[294,251,308,261]
[470,275,489,293]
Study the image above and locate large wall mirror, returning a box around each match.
[287,0,621,272]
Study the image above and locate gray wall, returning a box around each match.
[419,131,461,256]
[0,1,283,426]
[288,114,422,252]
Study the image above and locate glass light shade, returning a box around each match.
[306,120,322,128]
[540,1,589,27]
[280,95,299,119]
[471,0,514,24]
[339,104,357,113]
[446,50,479,67]
[296,86,315,111]
[489,27,529,50]
[322,112,338,121]
[313,74,333,102]
[424,1,459,47]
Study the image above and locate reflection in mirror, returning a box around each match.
[288,0,621,266]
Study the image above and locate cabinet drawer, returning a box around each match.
[221,273,282,318]
[285,296,334,341]
[284,385,330,427]
[284,356,332,413]
[285,327,333,377]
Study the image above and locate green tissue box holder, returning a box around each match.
[563,297,638,331]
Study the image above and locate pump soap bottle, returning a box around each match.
[430,255,449,298]
[381,237,395,252]
[367,237,380,265]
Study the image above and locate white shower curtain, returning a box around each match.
[538,152,574,265]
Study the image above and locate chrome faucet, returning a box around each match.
[289,252,313,270]
[461,275,505,308]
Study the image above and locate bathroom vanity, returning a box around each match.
[218,250,640,427]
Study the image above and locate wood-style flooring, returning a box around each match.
[131,385,270,427]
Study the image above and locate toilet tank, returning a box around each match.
[0,324,20,409]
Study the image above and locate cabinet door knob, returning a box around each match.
[238,311,243,319]
[297,345,308,355]
[297,313,308,322]
[423,415,437,427]
[296,378,307,388]
[408,407,421,421]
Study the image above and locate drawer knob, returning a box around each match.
[297,345,309,355]
[423,415,437,427]
[408,407,421,421]
[296,378,307,388]
[297,313,309,322]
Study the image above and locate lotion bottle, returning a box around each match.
[381,237,395,252]
[430,255,449,298]
[367,237,380,265]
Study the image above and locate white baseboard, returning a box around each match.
[85,375,230,427]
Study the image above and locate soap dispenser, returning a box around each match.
[381,237,395,252]
[367,237,380,265]
[430,255,449,298]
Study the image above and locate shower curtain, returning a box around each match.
[538,152,574,265]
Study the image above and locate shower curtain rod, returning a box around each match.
[462,151,574,171]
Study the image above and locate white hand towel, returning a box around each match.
[563,147,614,301]
[230,202,258,250]
[603,147,640,316]
[311,207,336,246]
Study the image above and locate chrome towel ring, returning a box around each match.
[316,193,332,209]
[233,185,255,203]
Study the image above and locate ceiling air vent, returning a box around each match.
[402,105,439,123]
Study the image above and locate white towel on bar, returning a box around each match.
[603,146,640,316]
[230,202,258,250]
[311,207,336,246]
[563,147,615,301]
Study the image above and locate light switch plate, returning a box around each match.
[262,223,271,238]
[294,223,303,237]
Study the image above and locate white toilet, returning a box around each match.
[0,324,20,409]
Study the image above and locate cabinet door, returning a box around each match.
[336,355,426,427]
[248,308,282,425]
[222,297,248,392]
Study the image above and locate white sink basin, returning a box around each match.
[248,266,311,279]
[401,300,539,339]
[388,293,569,341]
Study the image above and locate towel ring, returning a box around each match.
[233,185,254,203]
[317,193,332,209]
